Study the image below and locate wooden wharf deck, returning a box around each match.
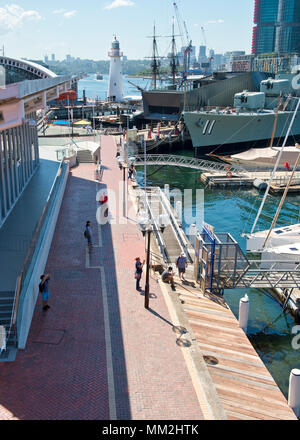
[171,280,297,420]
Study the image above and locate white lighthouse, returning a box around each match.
[107,36,124,102]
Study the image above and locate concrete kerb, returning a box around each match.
[128,183,227,420]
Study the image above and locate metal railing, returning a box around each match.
[236,260,300,289]
[143,191,170,263]
[158,188,193,263]
[134,154,247,175]
[8,158,68,346]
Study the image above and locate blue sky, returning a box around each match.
[0,0,254,60]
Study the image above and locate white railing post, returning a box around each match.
[288,369,300,418]
[164,184,170,200]
[175,200,182,223]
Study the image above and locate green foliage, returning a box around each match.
[31,58,153,76]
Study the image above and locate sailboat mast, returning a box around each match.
[269,96,282,148]
[152,24,158,90]
[251,97,300,234]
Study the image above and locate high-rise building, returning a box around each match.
[51,54,55,62]
[198,45,206,62]
[275,0,300,54]
[252,0,300,55]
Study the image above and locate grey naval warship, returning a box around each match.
[182,74,300,156]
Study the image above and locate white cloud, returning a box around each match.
[52,9,77,18]
[53,9,65,14]
[206,19,224,24]
[64,10,77,18]
[0,4,41,35]
[105,0,135,10]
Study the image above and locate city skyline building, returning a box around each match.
[252,0,300,55]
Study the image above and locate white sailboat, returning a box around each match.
[245,97,300,268]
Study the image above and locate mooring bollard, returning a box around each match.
[239,294,249,333]
[164,184,170,200]
[176,200,182,223]
[288,369,300,418]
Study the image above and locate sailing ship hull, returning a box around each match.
[183,110,300,155]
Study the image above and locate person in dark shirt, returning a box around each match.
[39,273,51,311]
[161,267,176,290]
[135,257,145,291]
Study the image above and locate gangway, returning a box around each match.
[194,228,300,293]
[137,187,194,266]
[133,154,247,175]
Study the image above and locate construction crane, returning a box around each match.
[173,2,193,82]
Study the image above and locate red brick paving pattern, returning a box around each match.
[0,135,204,420]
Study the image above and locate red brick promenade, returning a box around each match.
[0,136,204,420]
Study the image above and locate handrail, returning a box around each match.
[144,191,170,264]
[134,154,247,175]
[10,157,67,343]
[158,188,193,263]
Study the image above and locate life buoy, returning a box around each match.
[226,171,232,178]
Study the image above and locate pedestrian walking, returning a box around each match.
[84,221,92,247]
[128,163,136,181]
[39,273,51,311]
[176,252,188,281]
[161,267,176,290]
[135,257,145,291]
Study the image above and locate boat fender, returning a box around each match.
[253,178,267,191]
[226,171,232,178]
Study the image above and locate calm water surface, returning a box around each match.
[78,74,164,100]
[136,157,300,399]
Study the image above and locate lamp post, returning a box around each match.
[139,219,165,309]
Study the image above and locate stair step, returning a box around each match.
[0,309,11,316]
[0,291,14,300]
[0,304,13,311]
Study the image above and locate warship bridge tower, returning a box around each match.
[107,36,124,102]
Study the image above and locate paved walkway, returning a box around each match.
[0,135,205,420]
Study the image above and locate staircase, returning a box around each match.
[0,291,17,362]
[76,150,94,163]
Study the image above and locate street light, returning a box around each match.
[139,215,166,309]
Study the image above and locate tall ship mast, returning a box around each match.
[146,24,163,90]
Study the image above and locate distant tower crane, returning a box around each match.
[173,2,193,78]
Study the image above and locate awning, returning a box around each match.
[74,120,91,126]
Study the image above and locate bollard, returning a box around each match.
[239,294,249,333]
[288,369,300,418]
[176,201,182,223]
[164,184,170,200]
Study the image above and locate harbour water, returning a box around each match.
[77,74,165,100]
[136,159,300,400]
